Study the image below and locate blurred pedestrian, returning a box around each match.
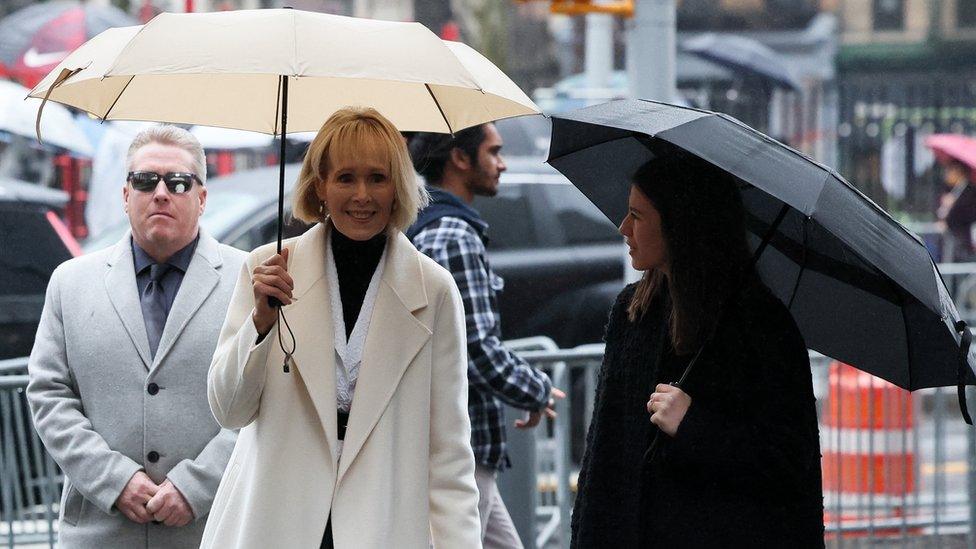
[407,124,564,549]
[571,151,824,547]
[202,107,481,549]
[937,160,976,262]
[27,125,243,548]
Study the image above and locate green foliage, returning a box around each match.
[469,0,508,74]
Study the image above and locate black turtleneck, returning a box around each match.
[331,226,386,339]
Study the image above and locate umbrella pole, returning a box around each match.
[267,75,289,312]
[268,75,297,374]
[272,74,296,373]
[276,75,288,257]
[643,203,791,462]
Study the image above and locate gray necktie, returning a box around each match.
[142,263,172,359]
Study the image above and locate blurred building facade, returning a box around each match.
[830,0,976,217]
[678,0,838,166]
[534,0,838,167]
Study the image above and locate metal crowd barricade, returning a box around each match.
[513,346,976,548]
[516,345,611,547]
[498,336,562,549]
[508,262,976,548]
[5,264,976,548]
[0,357,60,548]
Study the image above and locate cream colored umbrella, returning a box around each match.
[30,10,538,133]
[31,8,539,266]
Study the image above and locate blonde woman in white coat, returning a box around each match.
[201,107,482,549]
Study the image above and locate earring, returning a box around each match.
[318,200,325,215]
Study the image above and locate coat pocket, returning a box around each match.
[60,483,85,527]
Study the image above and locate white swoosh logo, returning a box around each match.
[22,47,69,68]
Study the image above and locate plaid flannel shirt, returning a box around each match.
[412,216,552,470]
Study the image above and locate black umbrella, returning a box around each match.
[682,33,801,92]
[547,99,976,422]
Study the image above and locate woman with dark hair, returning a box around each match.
[937,159,976,262]
[570,149,825,547]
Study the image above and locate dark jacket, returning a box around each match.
[405,186,488,242]
[944,182,976,261]
[408,186,552,469]
[571,276,824,548]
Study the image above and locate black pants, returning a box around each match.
[321,410,347,549]
[320,518,333,549]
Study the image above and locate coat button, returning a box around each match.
[147,383,159,395]
[147,451,160,463]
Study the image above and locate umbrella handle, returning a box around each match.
[956,320,973,425]
[642,375,694,463]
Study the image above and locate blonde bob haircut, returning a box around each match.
[293,107,428,233]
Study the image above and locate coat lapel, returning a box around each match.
[104,234,152,369]
[152,231,222,369]
[283,224,340,464]
[337,232,432,482]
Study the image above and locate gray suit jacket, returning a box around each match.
[27,230,245,549]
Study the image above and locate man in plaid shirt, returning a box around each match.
[407,123,563,548]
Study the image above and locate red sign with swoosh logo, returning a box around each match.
[10,8,84,88]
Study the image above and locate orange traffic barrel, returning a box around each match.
[821,361,917,537]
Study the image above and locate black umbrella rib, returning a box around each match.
[636,97,714,117]
[751,203,790,265]
[900,297,916,390]
[787,216,809,311]
[546,131,648,164]
[745,212,903,305]
[101,75,134,121]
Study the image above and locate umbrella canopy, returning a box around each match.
[31,8,539,262]
[0,0,135,88]
[548,99,975,398]
[29,9,538,134]
[682,33,801,92]
[0,79,91,155]
[925,134,976,179]
[190,126,274,150]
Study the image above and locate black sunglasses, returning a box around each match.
[127,171,201,194]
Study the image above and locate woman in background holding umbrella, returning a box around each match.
[571,150,824,548]
[937,160,976,262]
[203,107,481,549]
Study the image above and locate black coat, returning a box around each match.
[571,276,825,548]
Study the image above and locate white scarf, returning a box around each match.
[325,233,387,419]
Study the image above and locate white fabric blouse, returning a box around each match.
[325,234,387,455]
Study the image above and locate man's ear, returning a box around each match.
[449,147,471,172]
[198,186,208,214]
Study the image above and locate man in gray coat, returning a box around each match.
[27,125,244,548]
